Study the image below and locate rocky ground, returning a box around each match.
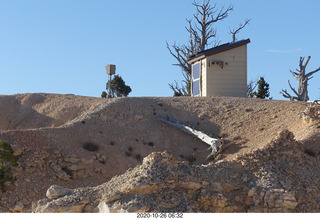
[0,93,319,212]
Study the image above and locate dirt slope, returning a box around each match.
[0,93,319,212]
[34,131,320,213]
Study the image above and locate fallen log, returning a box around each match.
[158,115,223,164]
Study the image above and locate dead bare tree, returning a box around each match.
[247,77,258,98]
[191,0,233,51]
[281,56,320,101]
[167,0,233,96]
[168,80,190,96]
[166,19,197,96]
[166,41,193,96]
[229,19,251,43]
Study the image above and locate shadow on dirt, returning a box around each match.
[0,94,53,130]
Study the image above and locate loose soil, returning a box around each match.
[0,93,319,212]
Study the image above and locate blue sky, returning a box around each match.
[0,0,319,100]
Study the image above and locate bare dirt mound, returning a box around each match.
[0,93,103,130]
[0,93,319,212]
[34,130,320,213]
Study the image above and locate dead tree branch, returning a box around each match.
[158,115,223,164]
[247,77,258,97]
[298,100,320,121]
[289,70,299,81]
[166,42,191,77]
[192,0,233,50]
[168,80,189,96]
[280,89,298,101]
[306,67,320,78]
[281,56,320,101]
[287,80,300,97]
[229,19,251,42]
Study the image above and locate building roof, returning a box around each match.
[187,38,250,64]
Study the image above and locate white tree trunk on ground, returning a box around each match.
[158,115,223,164]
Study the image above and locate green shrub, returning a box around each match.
[0,140,18,189]
[250,76,271,99]
[106,74,132,98]
[101,91,107,98]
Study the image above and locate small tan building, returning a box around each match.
[188,39,250,97]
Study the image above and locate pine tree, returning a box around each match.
[101,91,107,98]
[0,140,18,190]
[250,77,271,99]
[106,75,132,98]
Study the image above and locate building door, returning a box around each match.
[192,62,200,96]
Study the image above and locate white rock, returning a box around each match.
[98,202,111,213]
[98,202,127,213]
[46,185,73,200]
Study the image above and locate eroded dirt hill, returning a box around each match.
[34,130,320,213]
[0,93,319,212]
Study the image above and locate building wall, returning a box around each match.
[204,45,247,97]
[200,59,207,96]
